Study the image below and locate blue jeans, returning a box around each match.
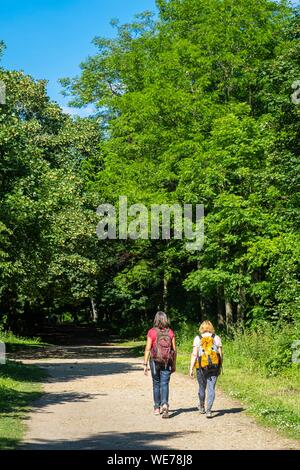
[150,359,172,408]
[197,368,218,411]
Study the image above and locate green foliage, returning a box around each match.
[0,69,102,331]
[1,0,300,336]
[223,321,300,376]
[60,0,300,334]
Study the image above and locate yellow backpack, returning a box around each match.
[195,334,220,373]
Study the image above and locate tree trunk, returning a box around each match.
[163,277,168,313]
[225,297,233,331]
[197,260,204,321]
[199,298,205,323]
[237,286,246,324]
[237,265,246,324]
[217,288,225,327]
[91,298,98,323]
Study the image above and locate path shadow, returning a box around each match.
[8,345,144,361]
[7,326,146,361]
[28,325,108,346]
[1,360,140,423]
[1,391,104,418]
[0,437,19,451]
[169,406,244,419]
[20,430,199,450]
[33,360,142,383]
[213,407,245,417]
[169,407,198,418]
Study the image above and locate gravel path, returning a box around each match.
[18,343,299,450]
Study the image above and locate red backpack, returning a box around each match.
[151,328,173,366]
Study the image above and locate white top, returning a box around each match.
[193,332,222,349]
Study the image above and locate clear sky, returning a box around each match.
[1,1,299,116]
[0,0,157,115]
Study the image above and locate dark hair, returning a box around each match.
[153,311,169,329]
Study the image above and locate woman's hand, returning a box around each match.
[190,349,198,378]
[143,337,152,376]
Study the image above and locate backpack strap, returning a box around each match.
[196,336,202,359]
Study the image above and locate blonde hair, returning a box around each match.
[199,320,215,335]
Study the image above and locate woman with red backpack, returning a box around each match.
[143,311,176,418]
[189,320,222,418]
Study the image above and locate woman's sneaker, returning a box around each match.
[206,410,213,418]
[198,404,205,414]
[161,404,169,419]
[154,408,160,415]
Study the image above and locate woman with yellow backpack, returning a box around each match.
[189,320,222,418]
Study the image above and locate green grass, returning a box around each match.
[0,360,46,449]
[0,330,47,449]
[219,364,300,439]
[0,330,42,345]
[176,323,300,441]
[0,329,47,357]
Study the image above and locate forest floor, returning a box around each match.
[8,327,299,450]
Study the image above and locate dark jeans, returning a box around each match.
[197,368,218,411]
[150,359,172,408]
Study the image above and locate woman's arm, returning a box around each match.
[143,336,152,375]
[189,345,198,377]
[171,336,177,372]
[218,346,223,363]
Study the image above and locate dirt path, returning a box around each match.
[18,342,299,450]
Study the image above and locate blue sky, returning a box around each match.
[0,0,157,115]
[1,1,299,116]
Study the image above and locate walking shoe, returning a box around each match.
[154,408,160,415]
[206,410,213,418]
[161,404,169,419]
[199,405,206,414]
